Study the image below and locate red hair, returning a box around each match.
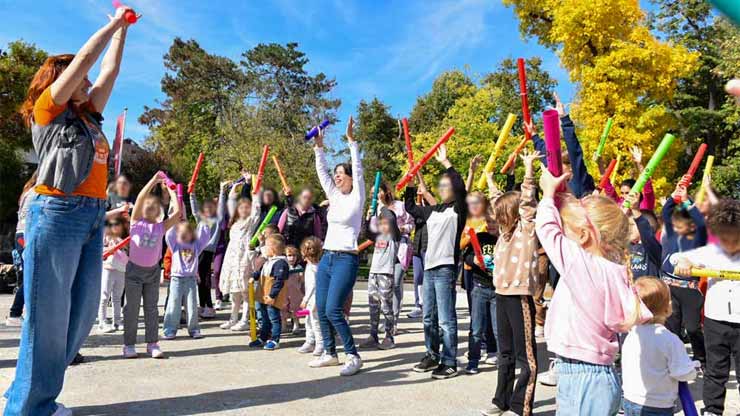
[19,54,75,127]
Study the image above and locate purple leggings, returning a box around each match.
[412,253,425,308]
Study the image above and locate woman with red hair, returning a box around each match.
[5,6,137,416]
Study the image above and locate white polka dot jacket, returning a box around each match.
[492,175,540,297]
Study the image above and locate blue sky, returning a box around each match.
[1,0,574,144]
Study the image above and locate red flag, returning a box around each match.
[112,110,127,176]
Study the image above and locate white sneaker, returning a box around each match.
[309,352,339,368]
[200,307,215,319]
[407,307,423,319]
[214,299,224,310]
[230,321,249,332]
[52,403,73,416]
[312,345,325,356]
[99,324,115,334]
[534,325,545,338]
[485,356,498,366]
[297,342,315,353]
[539,358,558,386]
[5,316,22,327]
[220,320,237,330]
[147,342,165,359]
[340,354,363,376]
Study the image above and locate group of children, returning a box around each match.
[60,99,739,416]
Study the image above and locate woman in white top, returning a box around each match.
[308,117,365,376]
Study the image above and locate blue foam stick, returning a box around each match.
[678,382,698,416]
[370,171,382,216]
[710,0,740,25]
[305,120,331,141]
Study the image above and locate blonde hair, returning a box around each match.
[634,277,672,325]
[300,236,323,264]
[286,245,301,263]
[266,233,286,255]
[559,194,640,329]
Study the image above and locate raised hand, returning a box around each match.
[469,154,483,171]
[539,167,571,198]
[435,144,448,163]
[523,119,538,138]
[630,146,643,165]
[553,92,567,118]
[520,149,543,177]
[314,125,325,149]
[346,115,355,143]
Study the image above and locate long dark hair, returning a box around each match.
[379,182,394,205]
[334,163,352,178]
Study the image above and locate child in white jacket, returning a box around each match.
[99,220,129,333]
[297,237,323,356]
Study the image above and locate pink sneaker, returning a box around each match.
[147,342,165,359]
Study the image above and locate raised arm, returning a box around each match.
[216,182,228,224]
[313,136,336,198]
[189,190,201,223]
[662,191,679,240]
[688,204,707,247]
[561,115,595,198]
[404,181,433,222]
[163,186,182,230]
[417,173,437,205]
[634,214,662,267]
[88,21,129,112]
[131,174,160,222]
[346,117,365,202]
[465,155,482,192]
[518,150,540,224]
[51,9,131,106]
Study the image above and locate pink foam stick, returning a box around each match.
[112,0,137,23]
[542,109,564,190]
[295,308,310,318]
[157,171,177,190]
[396,127,455,191]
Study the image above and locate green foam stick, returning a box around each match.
[710,0,740,26]
[623,133,676,208]
[595,117,613,159]
[249,205,279,248]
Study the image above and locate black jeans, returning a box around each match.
[197,251,214,308]
[703,317,740,415]
[493,294,537,416]
[665,285,706,364]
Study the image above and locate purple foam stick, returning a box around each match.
[304,120,331,141]
[678,382,698,416]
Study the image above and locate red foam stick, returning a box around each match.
[467,228,485,268]
[358,240,374,252]
[598,159,618,190]
[396,127,456,191]
[402,118,414,168]
[103,236,131,260]
[187,152,205,194]
[112,0,137,24]
[253,145,270,194]
[157,171,176,190]
[518,58,532,141]
[675,143,707,202]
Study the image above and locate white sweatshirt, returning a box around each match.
[314,141,365,252]
[301,262,318,309]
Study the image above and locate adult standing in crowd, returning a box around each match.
[278,188,325,247]
[5,6,135,415]
[308,117,365,377]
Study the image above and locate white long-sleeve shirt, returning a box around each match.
[671,244,740,323]
[315,141,365,251]
[301,262,318,308]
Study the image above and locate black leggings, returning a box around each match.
[665,285,706,364]
[198,251,214,308]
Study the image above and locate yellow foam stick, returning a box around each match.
[694,155,714,205]
[477,113,517,189]
[690,268,740,280]
[613,154,622,177]
[248,281,257,341]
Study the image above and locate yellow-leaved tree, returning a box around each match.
[503,0,699,197]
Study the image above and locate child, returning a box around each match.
[162,221,213,339]
[99,219,128,333]
[361,207,402,350]
[189,181,228,318]
[661,182,707,367]
[297,237,324,355]
[623,193,662,279]
[282,245,305,335]
[250,233,290,350]
[219,177,261,332]
[621,277,696,416]
[530,169,650,416]
[123,173,181,359]
[483,150,540,416]
[673,198,740,416]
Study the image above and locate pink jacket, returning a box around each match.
[603,178,655,210]
[535,197,651,365]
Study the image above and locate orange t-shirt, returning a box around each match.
[34,87,109,200]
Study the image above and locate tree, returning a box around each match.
[649,1,740,198]
[354,98,402,185]
[503,0,699,197]
[0,40,47,220]
[408,70,476,133]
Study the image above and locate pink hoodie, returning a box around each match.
[535,197,651,365]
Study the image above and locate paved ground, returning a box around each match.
[0,284,736,415]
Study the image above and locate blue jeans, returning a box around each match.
[258,303,282,342]
[315,251,359,356]
[468,284,497,367]
[422,265,458,367]
[163,276,199,336]
[5,195,105,416]
[555,359,621,416]
[622,400,673,416]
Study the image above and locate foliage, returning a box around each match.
[0,40,47,220]
[140,39,340,199]
[408,70,476,133]
[353,98,403,187]
[503,0,699,198]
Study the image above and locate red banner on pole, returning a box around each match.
[112,109,127,176]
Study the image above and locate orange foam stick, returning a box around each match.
[187,152,205,194]
[253,145,270,194]
[500,137,529,174]
[396,127,455,191]
[103,236,131,260]
[358,240,374,252]
[402,118,414,168]
[598,159,618,190]
[272,155,289,191]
